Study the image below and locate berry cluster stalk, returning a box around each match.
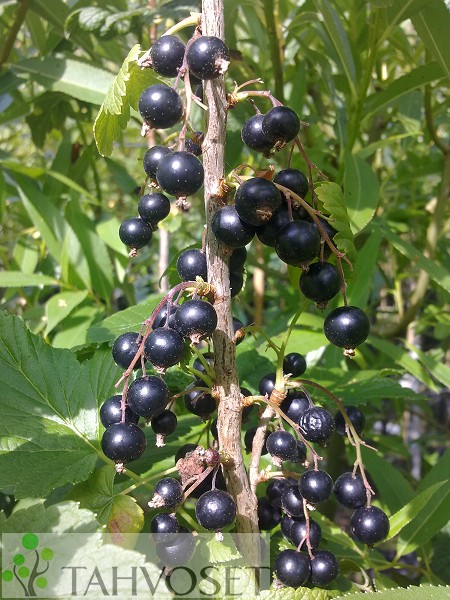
[201,0,261,567]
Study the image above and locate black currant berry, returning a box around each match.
[195,490,236,531]
[281,484,305,518]
[335,406,366,436]
[192,351,214,374]
[100,395,139,428]
[112,332,140,369]
[101,423,146,463]
[150,513,180,544]
[280,514,295,541]
[156,151,204,198]
[144,327,185,369]
[324,306,370,351]
[151,410,177,436]
[235,177,282,226]
[210,418,218,440]
[150,35,185,77]
[283,352,307,377]
[273,168,309,199]
[300,262,341,305]
[138,193,171,226]
[153,304,178,329]
[256,206,292,247]
[299,406,335,444]
[138,84,183,129]
[176,249,207,282]
[184,381,216,419]
[274,549,310,588]
[351,506,389,545]
[174,299,217,342]
[230,270,244,297]
[143,146,173,178]
[185,137,202,156]
[266,430,298,463]
[211,206,256,248]
[151,477,183,509]
[244,427,269,455]
[334,472,367,509]
[155,528,197,566]
[310,551,339,586]
[258,497,282,530]
[280,392,309,423]
[186,36,230,80]
[266,478,289,501]
[175,443,198,464]
[127,375,169,419]
[292,440,307,463]
[290,517,322,549]
[298,470,333,504]
[258,372,276,397]
[275,221,321,267]
[241,114,273,154]
[119,218,152,249]
[262,106,300,144]
[229,247,247,270]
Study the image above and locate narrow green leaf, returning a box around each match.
[334,585,450,600]
[44,290,88,336]
[347,228,382,306]
[47,170,101,205]
[411,1,450,82]
[418,448,450,493]
[344,152,380,234]
[0,272,57,287]
[404,341,450,389]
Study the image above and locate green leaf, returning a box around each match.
[403,341,450,389]
[347,228,382,306]
[260,587,329,600]
[44,290,88,336]
[0,313,122,497]
[344,152,380,234]
[315,182,357,264]
[93,44,158,157]
[0,271,57,287]
[334,375,422,404]
[411,1,450,82]
[334,585,450,600]
[205,536,241,563]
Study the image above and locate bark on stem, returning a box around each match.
[201,0,261,569]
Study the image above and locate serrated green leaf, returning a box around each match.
[44,290,88,336]
[335,585,450,599]
[344,152,379,234]
[0,271,57,287]
[260,586,329,600]
[205,536,241,563]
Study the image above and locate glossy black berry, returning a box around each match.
[266,478,289,501]
[258,372,276,397]
[335,406,366,436]
[119,218,152,249]
[176,249,207,282]
[100,395,139,428]
[155,528,197,566]
[324,306,370,350]
[138,84,183,129]
[185,137,202,156]
[262,106,300,144]
[266,430,298,463]
[174,299,217,343]
[186,36,230,80]
[275,221,321,267]
[290,517,322,549]
[258,496,282,530]
[153,304,177,330]
[143,146,173,178]
[241,114,273,153]
[310,551,339,586]
[151,410,177,436]
[334,472,367,509]
[192,351,214,374]
[300,262,341,305]
[229,247,247,270]
[150,35,185,77]
[274,549,310,588]
[299,406,335,444]
[127,375,169,418]
[298,470,333,504]
[211,206,256,248]
[235,177,282,226]
[256,206,292,247]
[156,151,204,198]
[138,193,171,226]
[150,513,180,544]
[184,380,216,419]
[280,514,295,541]
[195,490,236,530]
[112,332,140,369]
[230,270,244,297]
[101,423,146,463]
[244,427,269,455]
[274,168,309,199]
[351,506,390,545]
[144,327,185,369]
[281,484,305,518]
[152,477,183,509]
[292,440,307,463]
[280,392,309,422]
[283,353,307,377]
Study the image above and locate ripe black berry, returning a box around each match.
[150,35,185,77]
[138,193,171,226]
[266,430,298,463]
[184,380,216,419]
[101,423,146,463]
[195,490,236,531]
[153,304,178,329]
[281,484,305,518]
[210,418,218,440]
[138,84,183,129]
[292,440,307,463]
[151,477,183,509]
[119,218,152,249]
[186,36,230,80]
[280,391,310,427]
[244,427,269,455]
[310,551,339,586]
[241,114,273,154]
[229,247,247,270]
[283,352,307,377]
[211,206,256,248]
[230,270,244,297]
[256,206,292,247]
[100,395,139,428]
[274,168,309,199]
[185,137,202,156]
[324,306,370,351]
[192,351,214,374]
[176,249,207,282]
[174,299,217,342]
[275,221,321,266]
[258,372,276,397]
[258,496,282,530]
[127,375,169,418]
[274,549,310,588]
[235,177,282,226]
[144,327,185,369]
[151,410,177,436]
[155,528,197,566]
[290,517,322,549]
[335,406,366,436]
[300,261,341,305]
[351,506,389,545]
[262,106,300,143]
[298,470,333,504]
[112,332,140,369]
[150,513,180,543]
[143,146,173,178]
[299,406,335,444]
[156,151,204,198]
[266,478,289,501]
[334,472,366,509]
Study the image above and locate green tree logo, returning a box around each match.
[2,534,54,597]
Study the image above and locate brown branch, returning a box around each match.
[0,0,30,70]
